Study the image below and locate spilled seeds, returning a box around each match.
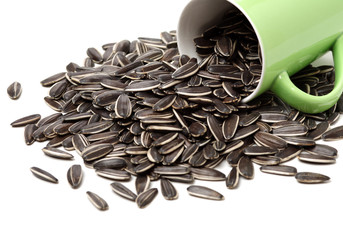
[8,6,343,210]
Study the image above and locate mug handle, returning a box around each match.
[270,34,343,114]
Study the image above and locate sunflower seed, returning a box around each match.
[304,144,337,158]
[254,132,287,149]
[87,48,103,63]
[7,81,22,100]
[11,114,41,127]
[154,166,190,175]
[172,62,199,79]
[222,114,239,140]
[238,156,254,179]
[41,72,66,87]
[232,124,259,140]
[226,167,239,189]
[322,125,343,141]
[243,145,278,155]
[147,147,164,163]
[24,124,38,145]
[96,169,131,181]
[176,86,212,97]
[153,95,177,111]
[207,114,224,142]
[136,188,158,208]
[298,153,336,164]
[308,122,330,140]
[260,165,297,176]
[191,167,225,181]
[72,134,90,155]
[295,172,330,184]
[42,147,74,160]
[160,178,178,200]
[93,158,127,170]
[275,146,302,163]
[125,80,160,92]
[110,182,137,201]
[164,146,184,165]
[30,167,58,183]
[86,191,108,210]
[67,164,83,188]
[81,121,114,134]
[135,175,150,195]
[158,139,184,154]
[282,136,315,146]
[272,124,308,136]
[251,156,281,166]
[82,143,113,161]
[187,185,224,200]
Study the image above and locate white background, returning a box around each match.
[0,1,342,239]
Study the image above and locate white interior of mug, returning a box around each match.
[177,0,266,103]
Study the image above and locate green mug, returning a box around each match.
[177,0,343,113]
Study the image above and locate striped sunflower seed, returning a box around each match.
[93,158,127,170]
[11,114,41,127]
[254,132,287,149]
[96,169,131,181]
[304,144,337,158]
[67,164,83,188]
[115,94,132,119]
[297,153,336,164]
[135,175,150,195]
[308,122,330,140]
[160,178,178,200]
[86,191,108,210]
[191,167,225,181]
[136,188,158,208]
[260,165,297,176]
[154,166,190,175]
[226,167,239,189]
[42,147,74,160]
[207,114,225,142]
[30,166,58,183]
[110,182,137,201]
[322,125,343,141]
[222,114,239,140]
[82,143,113,161]
[243,145,278,156]
[7,81,22,100]
[24,124,38,145]
[172,62,199,79]
[238,156,254,179]
[295,172,330,184]
[125,80,160,92]
[187,185,224,200]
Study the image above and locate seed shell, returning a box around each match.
[67,164,83,188]
[160,178,178,200]
[42,147,74,160]
[110,182,137,201]
[187,185,224,200]
[7,81,22,100]
[295,172,330,184]
[86,191,108,210]
[260,165,297,176]
[11,114,41,127]
[136,188,158,208]
[30,167,58,183]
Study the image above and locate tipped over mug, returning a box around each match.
[177,0,343,113]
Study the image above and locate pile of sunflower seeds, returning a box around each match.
[10,8,343,209]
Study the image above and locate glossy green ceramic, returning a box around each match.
[177,0,343,113]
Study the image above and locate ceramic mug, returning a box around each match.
[177,0,343,113]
